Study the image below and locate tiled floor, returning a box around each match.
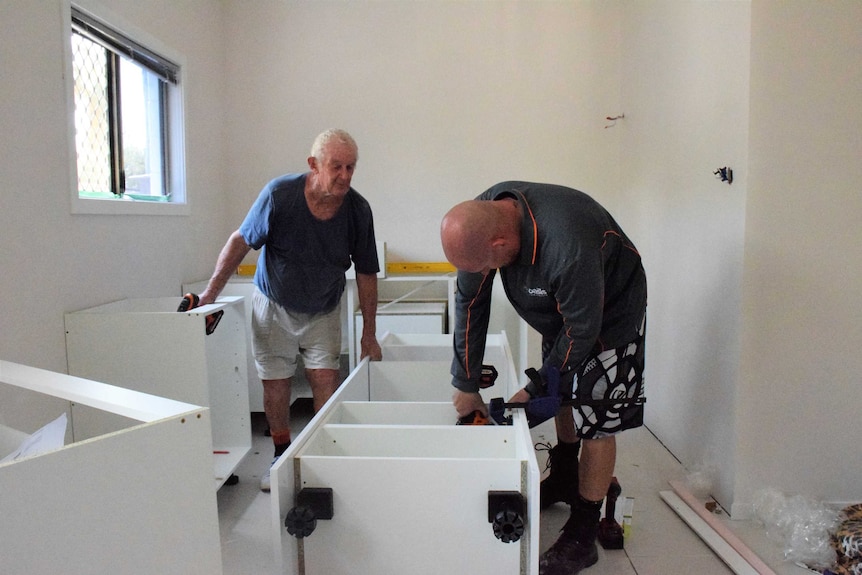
[217,404,813,575]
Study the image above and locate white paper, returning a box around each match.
[1,413,67,463]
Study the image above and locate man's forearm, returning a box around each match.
[200,231,252,304]
[355,272,378,336]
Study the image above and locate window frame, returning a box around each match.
[64,1,188,216]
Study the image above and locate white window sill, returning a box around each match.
[71,196,190,216]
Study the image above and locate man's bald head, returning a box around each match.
[440,201,494,272]
[440,199,521,274]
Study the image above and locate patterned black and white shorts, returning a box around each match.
[549,318,646,439]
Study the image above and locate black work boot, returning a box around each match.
[539,496,602,575]
[538,440,580,509]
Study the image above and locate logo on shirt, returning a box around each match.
[527,287,549,297]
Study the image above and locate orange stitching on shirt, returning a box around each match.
[556,299,576,367]
[603,230,641,257]
[464,272,492,380]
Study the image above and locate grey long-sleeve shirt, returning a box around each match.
[450,181,647,393]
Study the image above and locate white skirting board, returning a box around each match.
[661,480,777,575]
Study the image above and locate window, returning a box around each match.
[68,5,186,214]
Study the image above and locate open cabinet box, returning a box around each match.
[64,296,252,487]
[271,331,540,575]
[0,361,222,575]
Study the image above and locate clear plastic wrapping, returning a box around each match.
[752,487,841,570]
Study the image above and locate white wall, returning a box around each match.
[618,0,751,509]
[734,0,862,514]
[221,0,624,264]
[0,0,229,373]
[1,0,622,375]
[2,0,860,520]
[0,0,623,411]
[618,0,862,515]
[220,0,625,384]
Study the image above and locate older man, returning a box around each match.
[440,181,646,575]
[199,129,382,491]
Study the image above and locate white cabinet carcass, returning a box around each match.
[271,331,539,575]
[0,361,222,575]
[64,296,251,487]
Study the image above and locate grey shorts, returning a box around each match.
[250,288,342,381]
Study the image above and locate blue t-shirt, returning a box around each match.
[239,173,379,314]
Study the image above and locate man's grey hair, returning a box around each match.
[310,129,358,162]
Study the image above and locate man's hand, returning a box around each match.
[452,389,488,418]
[360,335,382,361]
[515,367,564,428]
[197,290,216,307]
[507,387,531,404]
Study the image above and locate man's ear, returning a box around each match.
[490,236,509,248]
[307,156,317,172]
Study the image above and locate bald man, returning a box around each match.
[441,181,647,575]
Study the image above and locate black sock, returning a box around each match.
[556,439,581,455]
[274,441,291,458]
[576,494,603,514]
[562,494,603,542]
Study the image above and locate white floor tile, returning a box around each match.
[217,405,312,575]
[629,553,737,575]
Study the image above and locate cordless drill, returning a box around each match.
[177,292,223,335]
[456,365,499,425]
[177,293,200,312]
